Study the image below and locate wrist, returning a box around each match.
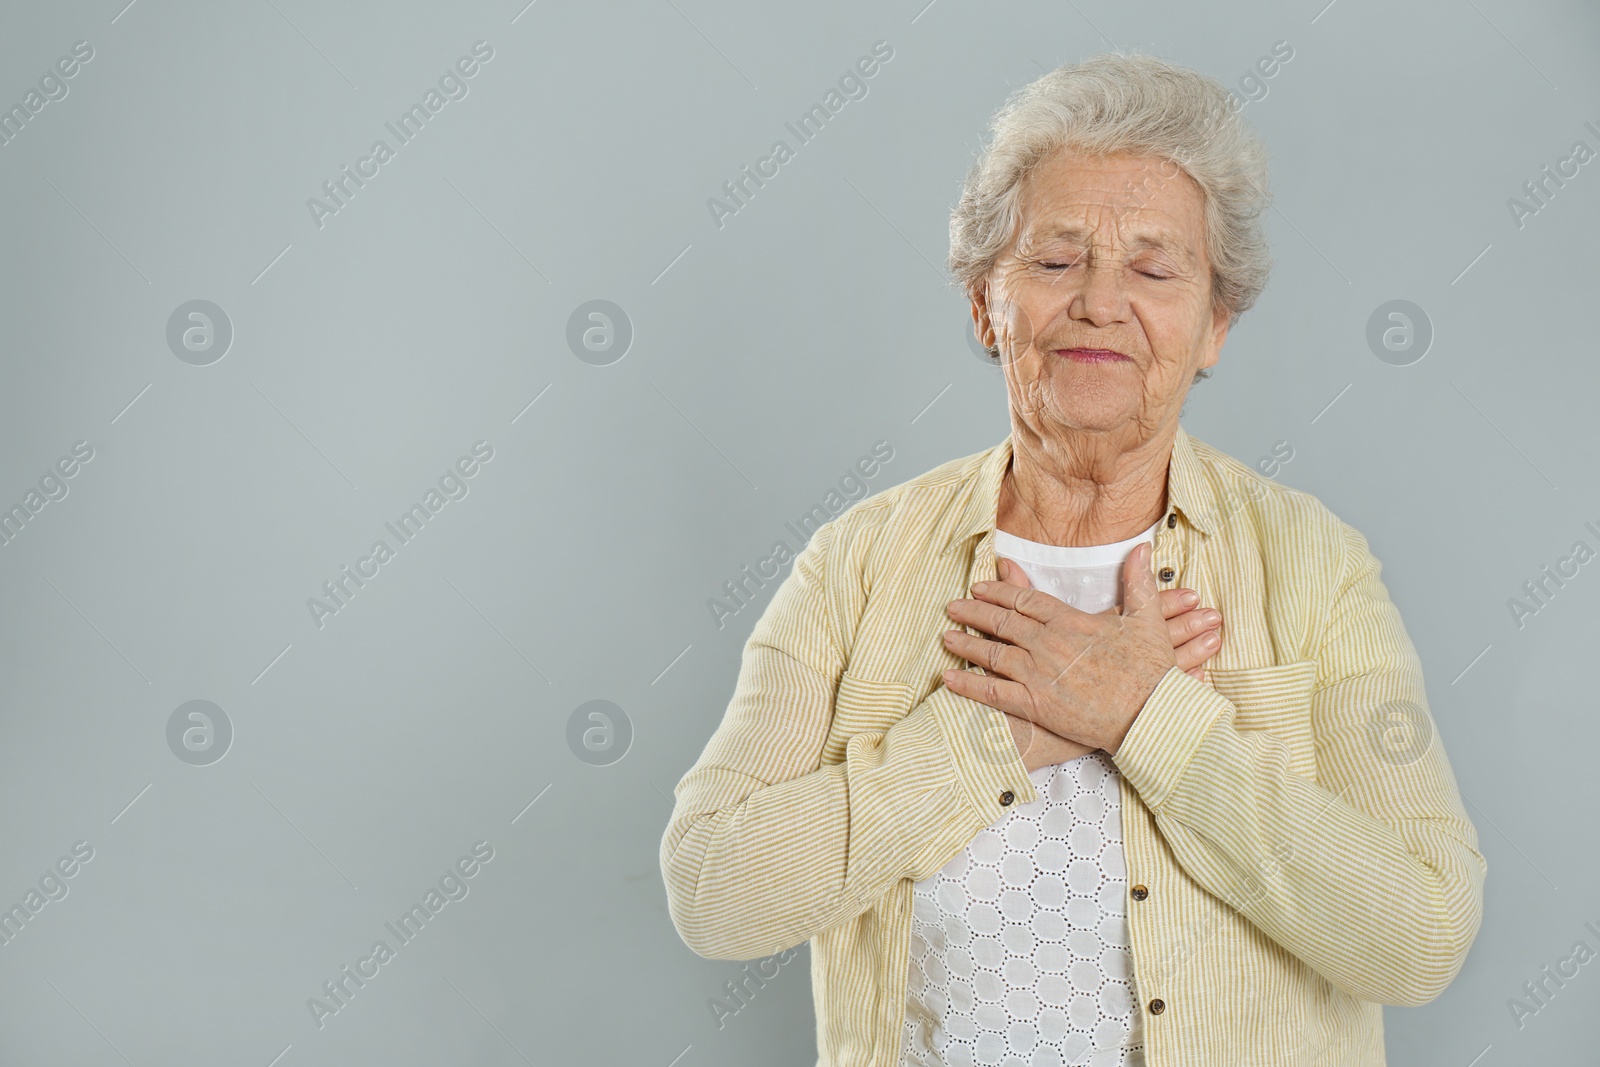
[1110,660,1177,756]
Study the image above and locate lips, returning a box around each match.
[1059,348,1131,362]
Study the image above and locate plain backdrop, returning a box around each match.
[1,0,1597,1064]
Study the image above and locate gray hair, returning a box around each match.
[951,52,1273,379]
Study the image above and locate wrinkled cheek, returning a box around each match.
[1011,376,1050,417]
[988,287,1041,359]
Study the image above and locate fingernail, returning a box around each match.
[1201,632,1219,646]
[1202,609,1220,625]
[1180,590,1198,606]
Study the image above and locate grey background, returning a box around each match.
[0,0,1596,1063]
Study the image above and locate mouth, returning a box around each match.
[1057,348,1131,363]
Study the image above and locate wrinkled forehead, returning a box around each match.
[1012,152,1206,257]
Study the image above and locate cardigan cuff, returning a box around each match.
[925,685,1039,823]
[1110,666,1234,810]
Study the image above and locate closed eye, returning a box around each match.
[1041,262,1171,280]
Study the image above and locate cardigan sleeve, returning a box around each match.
[660,519,1038,961]
[1109,522,1487,1006]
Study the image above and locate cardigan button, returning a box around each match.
[999,790,1015,806]
[1130,884,1148,901]
[1148,998,1166,1015]
[1158,566,1176,582]
[1166,511,1177,529]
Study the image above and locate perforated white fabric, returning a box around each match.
[898,520,1160,1067]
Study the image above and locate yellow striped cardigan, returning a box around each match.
[661,423,1486,1066]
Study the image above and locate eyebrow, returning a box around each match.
[1025,224,1197,265]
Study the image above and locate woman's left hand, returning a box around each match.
[940,542,1176,755]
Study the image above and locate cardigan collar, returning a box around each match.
[945,422,1221,549]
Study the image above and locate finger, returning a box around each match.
[1159,587,1200,620]
[1166,605,1222,647]
[996,557,1033,589]
[1172,629,1222,672]
[969,573,1077,626]
[1121,541,1163,618]
[942,665,1029,718]
[1000,556,1076,612]
[1187,666,1205,681]
[949,597,1043,647]
[943,627,1024,678]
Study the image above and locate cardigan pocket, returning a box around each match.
[818,670,917,767]
[1204,658,1320,780]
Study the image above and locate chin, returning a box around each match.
[1048,391,1136,429]
[1049,409,1133,434]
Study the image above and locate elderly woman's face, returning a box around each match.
[975,150,1229,439]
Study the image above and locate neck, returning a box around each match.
[997,421,1176,547]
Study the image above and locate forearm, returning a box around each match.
[1114,667,1485,1005]
[662,685,1034,961]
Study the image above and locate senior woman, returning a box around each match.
[661,52,1484,1067]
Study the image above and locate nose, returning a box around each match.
[1071,261,1129,327]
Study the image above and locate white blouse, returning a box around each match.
[899,517,1162,1067]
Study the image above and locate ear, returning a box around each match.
[970,286,995,350]
[1200,300,1230,371]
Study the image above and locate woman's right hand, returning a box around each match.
[990,561,1223,771]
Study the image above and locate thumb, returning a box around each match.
[1121,541,1162,618]
[997,557,1033,588]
